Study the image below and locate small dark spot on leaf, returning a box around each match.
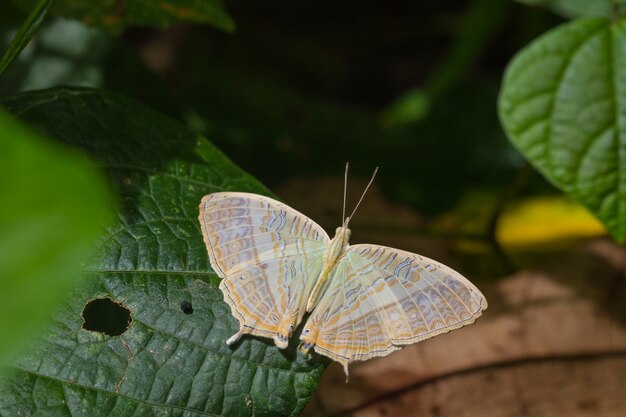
[82,298,131,336]
[181,300,193,314]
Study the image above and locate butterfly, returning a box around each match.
[198,165,487,375]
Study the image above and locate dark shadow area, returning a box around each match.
[539,240,626,326]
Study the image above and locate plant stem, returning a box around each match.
[0,0,55,77]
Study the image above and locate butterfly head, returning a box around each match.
[336,220,352,237]
[332,223,352,252]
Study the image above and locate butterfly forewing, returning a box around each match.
[199,192,330,347]
[304,244,487,371]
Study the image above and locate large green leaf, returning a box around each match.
[11,0,234,32]
[499,17,626,242]
[0,107,111,365]
[0,88,325,416]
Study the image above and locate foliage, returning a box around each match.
[11,0,234,32]
[0,0,54,76]
[0,107,111,364]
[499,16,626,242]
[515,0,613,19]
[0,88,325,417]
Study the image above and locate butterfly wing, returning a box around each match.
[300,243,487,374]
[199,192,330,348]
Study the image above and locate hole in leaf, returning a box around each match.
[82,298,131,336]
[181,300,193,314]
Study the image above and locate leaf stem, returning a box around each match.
[0,0,55,77]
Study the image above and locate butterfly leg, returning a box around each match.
[226,328,245,345]
[226,325,264,346]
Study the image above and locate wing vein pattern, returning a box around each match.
[199,192,487,374]
[302,243,487,370]
[199,192,330,347]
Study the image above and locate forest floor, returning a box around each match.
[276,176,626,417]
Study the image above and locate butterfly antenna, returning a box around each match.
[348,167,379,221]
[342,162,349,224]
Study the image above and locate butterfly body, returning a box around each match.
[199,191,487,375]
[307,224,351,313]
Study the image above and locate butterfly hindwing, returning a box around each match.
[199,192,330,347]
[302,244,487,372]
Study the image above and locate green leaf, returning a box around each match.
[0,87,325,417]
[516,0,612,19]
[498,17,626,242]
[0,107,111,364]
[0,0,54,76]
[10,0,235,32]
[380,88,430,127]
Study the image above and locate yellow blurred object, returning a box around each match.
[497,196,606,247]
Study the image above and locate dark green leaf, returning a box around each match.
[516,0,612,19]
[11,0,235,32]
[499,17,626,241]
[0,0,54,76]
[0,88,325,416]
[0,107,111,364]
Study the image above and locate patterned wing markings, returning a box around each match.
[199,192,330,348]
[300,260,395,373]
[220,251,325,347]
[199,193,329,277]
[300,243,487,372]
[200,192,487,374]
